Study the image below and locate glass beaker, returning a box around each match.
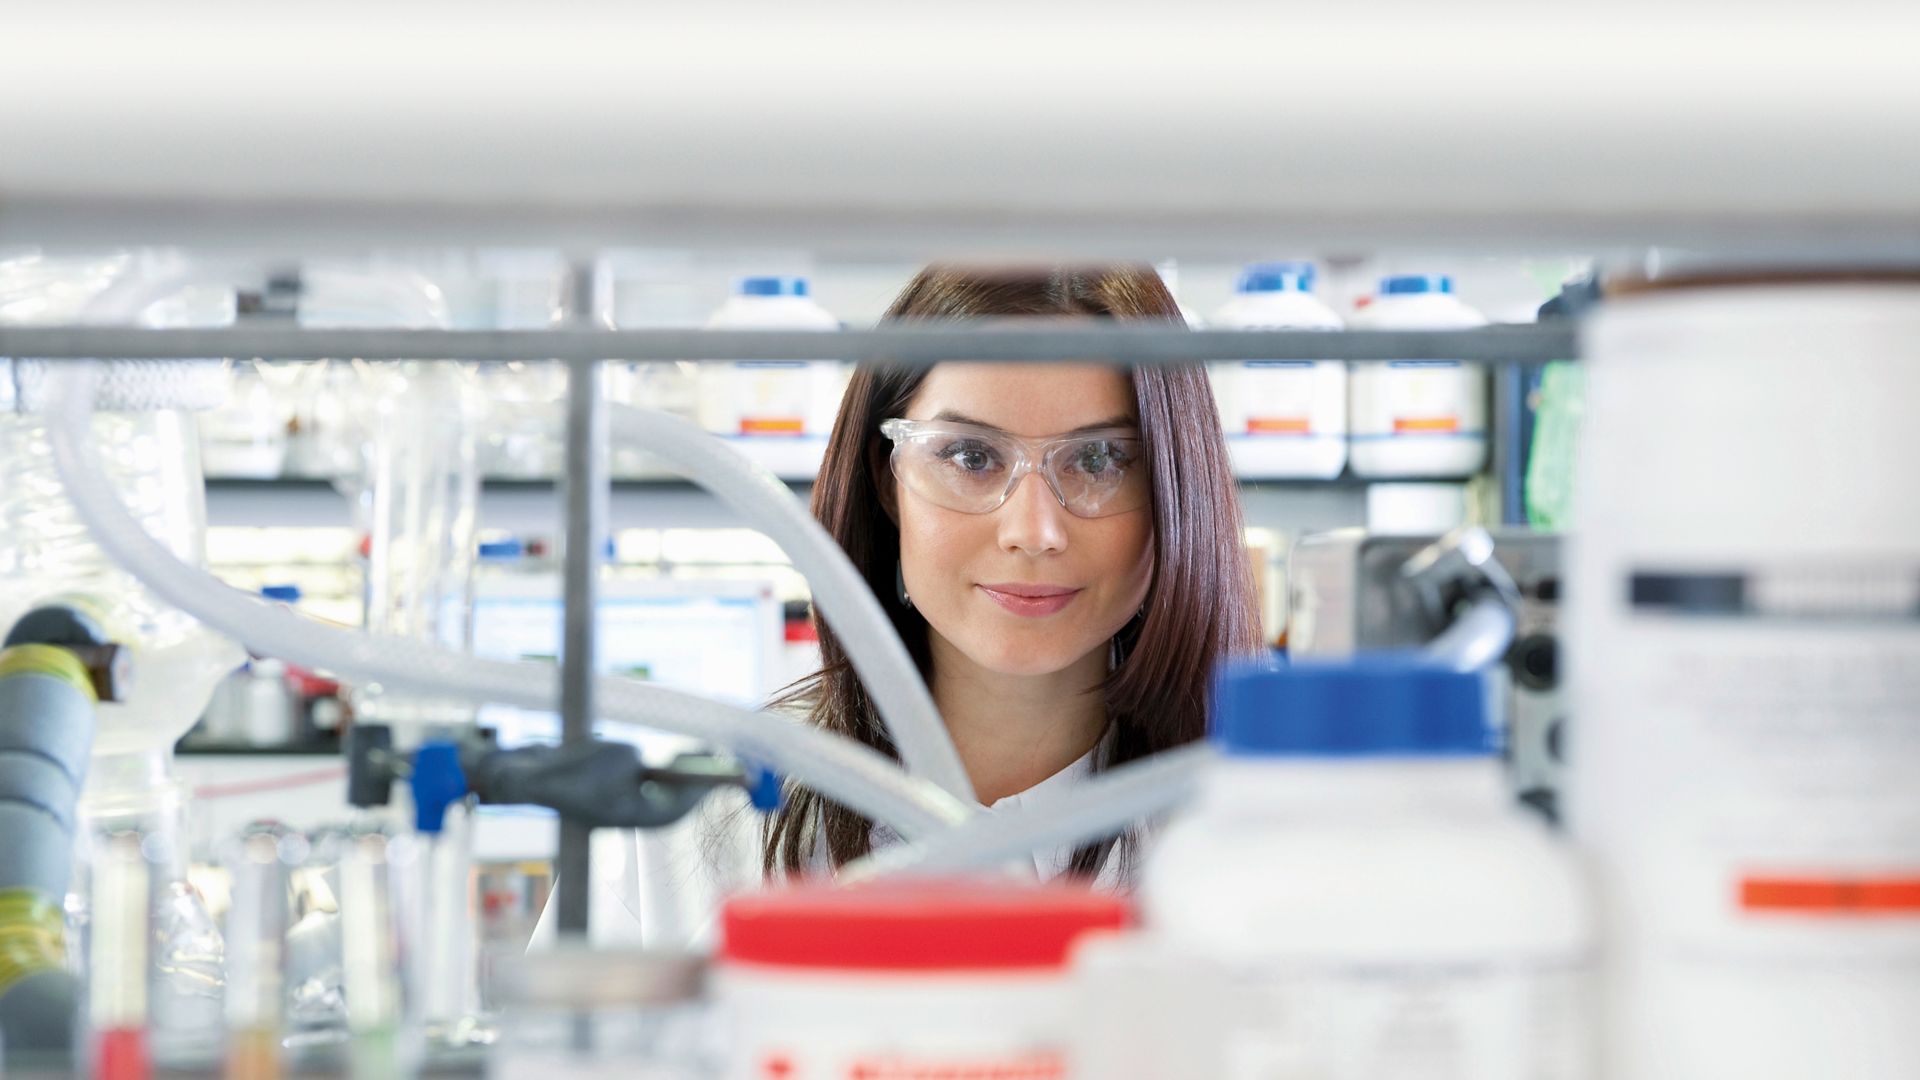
[296,263,482,731]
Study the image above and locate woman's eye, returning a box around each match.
[1073,441,1131,475]
[936,440,1000,472]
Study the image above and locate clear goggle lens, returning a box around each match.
[880,419,1150,519]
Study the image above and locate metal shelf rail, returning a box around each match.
[0,323,1577,366]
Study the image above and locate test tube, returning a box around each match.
[87,831,153,1080]
[223,828,291,1080]
[339,830,407,1079]
[417,802,480,1039]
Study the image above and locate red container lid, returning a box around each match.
[721,880,1131,973]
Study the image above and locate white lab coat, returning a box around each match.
[529,736,1129,951]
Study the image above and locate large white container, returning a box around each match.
[718,879,1128,1080]
[1209,261,1348,479]
[1142,655,1594,1080]
[1568,280,1920,1080]
[1347,274,1490,478]
[697,275,845,481]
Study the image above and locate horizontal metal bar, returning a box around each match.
[0,323,1579,365]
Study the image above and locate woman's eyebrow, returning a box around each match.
[930,409,1000,430]
[1068,414,1140,434]
[929,409,1139,434]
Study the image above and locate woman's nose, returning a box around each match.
[996,471,1070,556]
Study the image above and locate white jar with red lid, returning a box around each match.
[717,880,1131,1080]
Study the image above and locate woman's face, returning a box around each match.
[887,363,1155,677]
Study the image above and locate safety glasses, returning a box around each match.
[879,418,1151,519]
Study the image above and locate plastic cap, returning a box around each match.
[721,880,1131,972]
[1211,654,1497,758]
[477,539,524,561]
[744,763,784,813]
[260,585,302,603]
[1380,274,1454,296]
[737,275,809,298]
[1235,261,1317,294]
[410,741,470,834]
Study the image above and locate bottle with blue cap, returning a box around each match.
[1208,261,1349,480]
[697,274,847,480]
[1137,655,1595,1079]
[1347,272,1491,481]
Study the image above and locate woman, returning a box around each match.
[536,263,1260,946]
[764,263,1263,885]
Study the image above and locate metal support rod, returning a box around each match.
[555,350,607,938]
[0,323,1580,365]
[1491,361,1523,525]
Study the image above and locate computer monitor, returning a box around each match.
[467,574,785,755]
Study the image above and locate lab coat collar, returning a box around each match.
[870,726,1115,882]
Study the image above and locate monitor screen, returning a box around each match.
[468,574,784,754]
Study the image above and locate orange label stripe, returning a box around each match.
[740,418,806,435]
[1740,876,1920,914]
[1247,418,1312,435]
[1393,416,1460,434]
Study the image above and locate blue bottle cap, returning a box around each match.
[260,584,302,603]
[477,539,525,561]
[1379,274,1454,296]
[1211,653,1497,758]
[737,275,810,298]
[1235,261,1317,294]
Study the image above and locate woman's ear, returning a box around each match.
[869,438,900,526]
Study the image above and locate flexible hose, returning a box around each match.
[1422,596,1518,673]
[46,366,972,839]
[605,401,973,803]
[842,743,1214,881]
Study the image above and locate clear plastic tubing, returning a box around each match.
[222,830,289,1080]
[88,831,153,1080]
[848,744,1214,881]
[606,400,972,802]
[46,367,972,840]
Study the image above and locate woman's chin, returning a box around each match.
[958,635,1101,678]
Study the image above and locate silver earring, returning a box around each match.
[896,560,912,610]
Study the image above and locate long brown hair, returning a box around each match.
[763,264,1262,878]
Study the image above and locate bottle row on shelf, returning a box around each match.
[198,263,1512,484]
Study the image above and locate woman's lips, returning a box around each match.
[977,583,1082,617]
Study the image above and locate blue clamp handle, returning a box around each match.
[411,741,470,834]
[745,763,783,813]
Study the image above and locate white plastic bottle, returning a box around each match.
[1569,277,1920,1080]
[1143,655,1594,1080]
[697,275,845,481]
[1347,274,1490,477]
[1209,261,1348,479]
[718,879,1129,1080]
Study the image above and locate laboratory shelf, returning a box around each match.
[205,476,1372,536]
[204,477,826,532]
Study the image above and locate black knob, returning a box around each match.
[345,724,396,808]
[1511,633,1559,691]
